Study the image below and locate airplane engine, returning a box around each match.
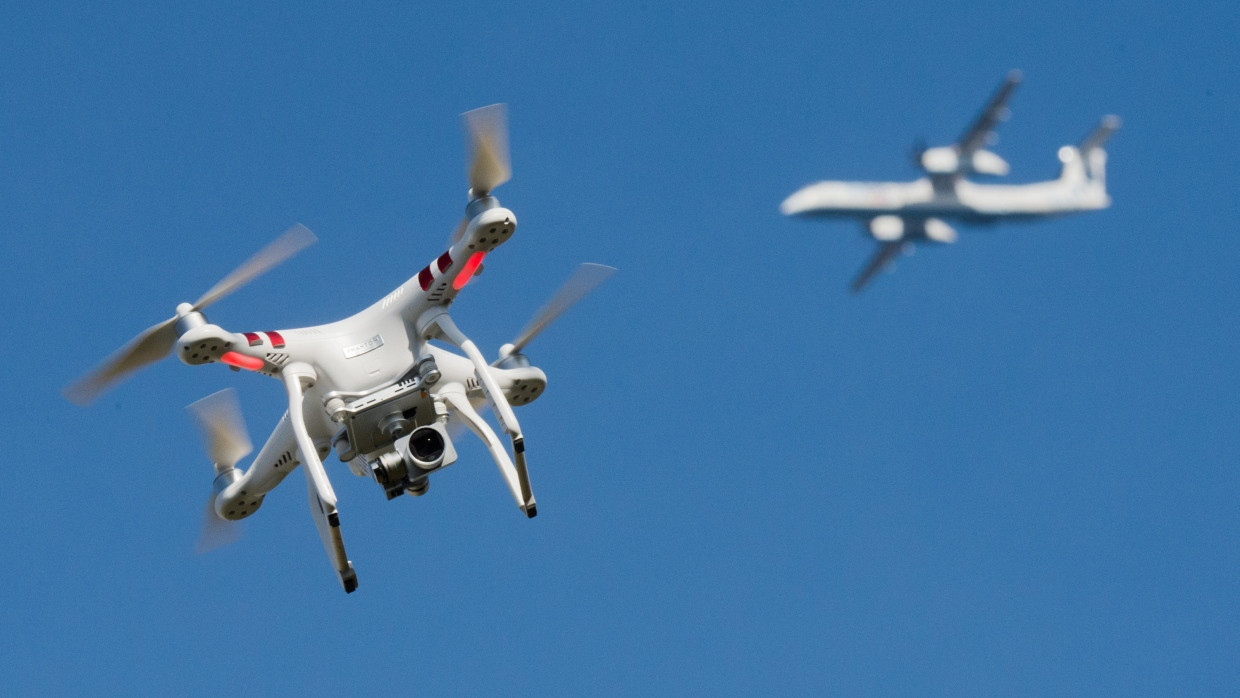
[869,215,905,241]
[968,149,1010,176]
[923,218,958,244]
[919,146,959,174]
[921,146,1009,176]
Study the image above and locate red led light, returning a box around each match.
[220,351,265,371]
[452,251,486,290]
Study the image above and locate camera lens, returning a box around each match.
[408,427,445,465]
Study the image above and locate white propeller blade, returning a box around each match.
[186,388,253,473]
[510,263,617,353]
[194,223,317,310]
[186,388,253,553]
[63,318,178,406]
[196,496,242,554]
[463,104,511,195]
[63,224,317,406]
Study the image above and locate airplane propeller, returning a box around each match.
[498,263,617,362]
[63,224,317,406]
[186,388,254,553]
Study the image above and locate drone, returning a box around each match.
[65,105,615,593]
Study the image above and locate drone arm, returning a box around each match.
[439,386,534,513]
[281,363,357,593]
[215,411,299,503]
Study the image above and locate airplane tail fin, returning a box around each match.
[1056,115,1120,188]
[1079,115,1121,186]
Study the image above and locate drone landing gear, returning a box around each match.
[440,387,537,515]
[309,485,358,594]
[423,311,539,518]
[513,437,536,519]
[283,363,358,594]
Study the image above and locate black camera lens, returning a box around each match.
[408,427,445,464]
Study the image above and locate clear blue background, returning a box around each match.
[3,2,1238,694]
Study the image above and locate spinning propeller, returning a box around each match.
[452,104,512,243]
[499,263,618,363]
[186,388,253,552]
[464,103,511,196]
[432,108,612,518]
[63,224,317,405]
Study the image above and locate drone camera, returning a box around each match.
[403,424,457,471]
[369,423,457,498]
[405,477,429,497]
[371,451,407,486]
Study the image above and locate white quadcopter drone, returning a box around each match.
[65,105,615,593]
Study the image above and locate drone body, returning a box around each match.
[781,71,1121,291]
[66,105,615,593]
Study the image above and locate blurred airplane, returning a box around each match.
[781,71,1120,292]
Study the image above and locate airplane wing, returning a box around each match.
[955,70,1022,159]
[851,240,906,293]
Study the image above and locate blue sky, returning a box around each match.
[3,1,1239,694]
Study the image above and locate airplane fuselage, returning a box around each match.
[781,174,1110,226]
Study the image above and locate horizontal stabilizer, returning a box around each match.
[923,218,957,244]
[1080,115,1121,152]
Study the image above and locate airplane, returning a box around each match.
[780,71,1121,292]
[64,105,615,593]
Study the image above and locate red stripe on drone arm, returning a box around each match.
[437,251,453,273]
[243,332,263,346]
[265,331,285,348]
[220,351,265,371]
[452,251,486,290]
[418,267,434,291]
